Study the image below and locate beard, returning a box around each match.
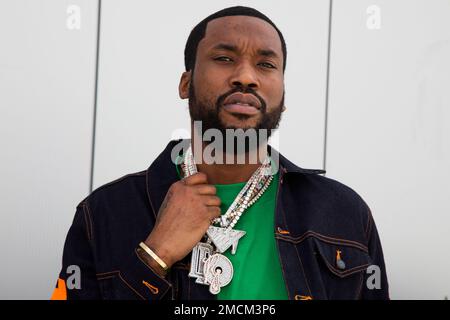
[188,75,284,155]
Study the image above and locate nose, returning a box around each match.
[229,61,259,91]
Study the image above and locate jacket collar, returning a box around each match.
[269,145,327,176]
[145,139,326,218]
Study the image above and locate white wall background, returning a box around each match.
[0,0,448,299]
[326,0,450,299]
[0,0,98,299]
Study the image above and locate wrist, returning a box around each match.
[137,247,169,278]
[144,238,175,269]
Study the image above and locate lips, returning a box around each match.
[223,92,261,109]
[222,92,261,116]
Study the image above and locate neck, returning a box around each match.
[189,129,268,185]
[196,160,263,185]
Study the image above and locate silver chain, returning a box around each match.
[181,145,274,229]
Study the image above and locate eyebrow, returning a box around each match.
[211,43,280,59]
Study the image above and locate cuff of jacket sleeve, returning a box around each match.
[119,248,173,300]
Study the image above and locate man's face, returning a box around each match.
[181,16,285,138]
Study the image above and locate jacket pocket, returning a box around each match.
[312,237,371,299]
[313,238,371,278]
[96,270,146,300]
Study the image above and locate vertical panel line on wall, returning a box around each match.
[90,0,102,193]
[323,0,333,175]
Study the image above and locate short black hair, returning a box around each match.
[184,6,287,73]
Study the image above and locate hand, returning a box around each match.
[143,172,221,270]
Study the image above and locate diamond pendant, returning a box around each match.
[206,226,246,254]
[188,242,213,284]
[188,243,233,294]
[188,226,245,294]
[203,253,233,294]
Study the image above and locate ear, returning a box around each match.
[178,71,191,99]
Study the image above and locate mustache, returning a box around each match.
[216,87,267,113]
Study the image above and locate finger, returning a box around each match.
[202,195,221,207]
[183,172,208,185]
[207,206,222,219]
[192,184,217,195]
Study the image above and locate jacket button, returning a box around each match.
[336,259,346,270]
[336,250,346,270]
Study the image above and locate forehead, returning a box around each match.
[199,15,283,55]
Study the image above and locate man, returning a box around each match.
[52,6,389,300]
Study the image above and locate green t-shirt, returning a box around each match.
[175,160,288,300]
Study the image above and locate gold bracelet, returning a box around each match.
[139,242,169,271]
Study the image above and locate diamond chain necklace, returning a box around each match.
[183,144,275,294]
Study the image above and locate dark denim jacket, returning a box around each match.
[54,139,389,300]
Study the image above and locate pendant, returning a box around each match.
[206,226,246,254]
[188,242,213,284]
[203,253,233,295]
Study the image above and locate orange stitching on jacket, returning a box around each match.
[117,272,145,300]
[275,229,291,300]
[142,280,159,294]
[277,227,290,235]
[293,244,313,297]
[301,231,368,250]
[294,294,313,300]
[275,234,367,252]
[322,257,370,278]
[275,231,368,252]
[273,166,292,300]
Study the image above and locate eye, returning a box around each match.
[214,56,233,62]
[259,62,276,69]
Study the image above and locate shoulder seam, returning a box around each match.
[87,170,147,199]
[365,205,374,243]
[76,200,94,241]
[75,170,148,237]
